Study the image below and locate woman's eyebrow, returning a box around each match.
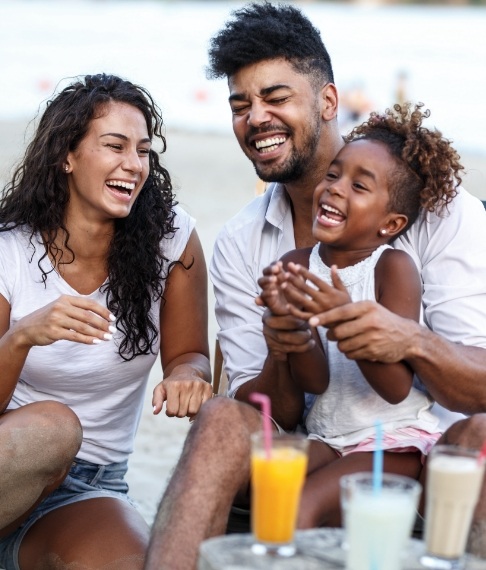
[100,132,151,144]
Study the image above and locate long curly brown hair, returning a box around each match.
[0,74,178,361]
[345,102,463,229]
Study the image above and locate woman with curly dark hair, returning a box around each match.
[0,73,211,568]
[257,103,463,528]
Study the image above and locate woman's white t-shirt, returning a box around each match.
[0,206,195,465]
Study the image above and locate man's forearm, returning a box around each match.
[235,354,305,431]
[405,322,486,414]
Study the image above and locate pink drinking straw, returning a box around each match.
[478,441,486,465]
[249,392,272,459]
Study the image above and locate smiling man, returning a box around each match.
[145,3,486,569]
[213,59,343,425]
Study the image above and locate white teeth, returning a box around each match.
[322,204,342,215]
[259,144,279,154]
[319,203,345,225]
[106,180,136,191]
[255,137,286,150]
[319,214,341,225]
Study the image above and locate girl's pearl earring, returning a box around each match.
[380,229,387,235]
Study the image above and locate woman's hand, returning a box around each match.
[152,362,213,419]
[10,295,115,348]
[156,229,212,419]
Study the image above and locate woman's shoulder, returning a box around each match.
[172,205,195,230]
[161,205,196,262]
[0,225,33,249]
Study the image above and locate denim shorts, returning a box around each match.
[0,458,136,570]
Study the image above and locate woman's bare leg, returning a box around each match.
[19,497,149,570]
[0,401,82,536]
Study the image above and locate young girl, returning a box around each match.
[257,103,463,528]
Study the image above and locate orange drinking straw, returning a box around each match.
[249,392,272,459]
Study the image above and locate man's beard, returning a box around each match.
[253,110,321,184]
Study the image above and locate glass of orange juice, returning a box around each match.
[250,431,309,557]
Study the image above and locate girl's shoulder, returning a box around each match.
[376,246,417,272]
[375,248,420,287]
[280,246,313,270]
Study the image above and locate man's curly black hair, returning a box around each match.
[207,1,334,89]
[0,73,178,361]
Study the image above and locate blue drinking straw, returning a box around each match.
[372,419,383,495]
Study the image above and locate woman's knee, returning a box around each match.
[2,401,82,468]
[39,400,82,458]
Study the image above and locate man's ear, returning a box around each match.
[321,83,338,121]
[380,213,408,238]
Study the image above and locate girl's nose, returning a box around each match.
[327,180,345,197]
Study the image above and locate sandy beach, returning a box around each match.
[0,119,485,525]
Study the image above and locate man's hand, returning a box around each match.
[316,300,416,363]
[262,309,315,361]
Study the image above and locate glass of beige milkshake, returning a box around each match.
[420,445,485,569]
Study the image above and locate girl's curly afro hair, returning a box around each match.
[345,102,463,230]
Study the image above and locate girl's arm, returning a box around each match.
[287,326,329,395]
[257,249,330,395]
[279,250,421,404]
[153,229,212,418]
[355,249,421,403]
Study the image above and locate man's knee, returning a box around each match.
[184,397,261,461]
[441,414,486,450]
[193,397,261,438]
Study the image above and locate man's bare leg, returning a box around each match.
[0,401,82,536]
[145,397,262,570]
[435,414,486,558]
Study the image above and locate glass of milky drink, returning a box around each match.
[421,445,486,569]
[341,472,422,570]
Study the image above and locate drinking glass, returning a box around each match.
[250,431,309,557]
[420,445,485,570]
[341,472,421,570]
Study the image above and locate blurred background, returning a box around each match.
[1,0,485,524]
[1,0,485,193]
